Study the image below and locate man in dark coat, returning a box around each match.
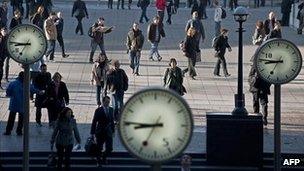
[55,12,69,58]
[33,64,52,126]
[138,0,150,23]
[0,27,8,89]
[248,65,271,126]
[0,1,8,28]
[281,0,294,26]
[185,11,205,48]
[72,0,88,35]
[90,96,115,166]
[147,16,165,61]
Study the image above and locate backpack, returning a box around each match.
[221,8,226,19]
[88,26,94,38]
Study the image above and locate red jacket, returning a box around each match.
[156,0,166,11]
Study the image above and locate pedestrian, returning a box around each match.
[281,0,293,26]
[39,0,53,18]
[268,21,282,39]
[91,53,110,107]
[166,0,174,24]
[248,64,271,125]
[27,0,36,19]
[138,0,150,23]
[185,11,205,48]
[10,0,23,17]
[223,0,227,8]
[126,22,144,76]
[182,27,200,80]
[213,0,222,37]
[260,0,265,7]
[90,96,115,167]
[50,107,81,170]
[0,1,8,28]
[297,1,304,34]
[164,58,185,96]
[229,0,237,11]
[3,72,40,135]
[252,20,265,46]
[128,0,132,9]
[254,0,260,8]
[156,0,166,22]
[46,72,69,128]
[147,16,165,61]
[33,64,52,126]
[55,12,69,58]
[186,0,193,8]
[44,12,57,61]
[106,60,128,122]
[117,0,125,9]
[213,28,232,77]
[200,0,208,19]
[0,27,8,89]
[108,0,113,9]
[31,6,45,29]
[181,154,192,171]
[72,0,89,35]
[191,0,202,20]
[174,0,180,8]
[9,9,22,30]
[264,11,276,35]
[88,17,114,63]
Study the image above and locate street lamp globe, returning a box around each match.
[233,6,249,22]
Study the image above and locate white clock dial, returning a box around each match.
[254,39,302,84]
[6,24,47,64]
[118,88,193,163]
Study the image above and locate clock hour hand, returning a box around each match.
[9,41,31,46]
[124,121,164,129]
[264,60,283,64]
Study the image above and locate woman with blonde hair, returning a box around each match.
[182,27,200,80]
[31,6,45,29]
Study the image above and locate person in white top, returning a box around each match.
[214,0,222,37]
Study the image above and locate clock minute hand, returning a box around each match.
[265,60,283,64]
[134,123,164,129]
[9,41,31,46]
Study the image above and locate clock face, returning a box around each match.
[6,24,47,64]
[118,88,193,164]
[254,38,302,84]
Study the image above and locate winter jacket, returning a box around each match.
[126,29,144,51]
[281,0,294,13]
[106,68,128,92]
[214,6,222,22]
[214,34,231,57]
[184,35,199,59]
[138,0,150,8]
[264,18,275,35]
[9,17,21,30]
[91,62,109,86]
[55,18,64,35]
[91,23,113,44]
[45,81,69,108]
[185,18,205,40]
[44,17,57,40]
[156,0,166,11]
[51,117,81,146]
[269,29,282,39]
[33,72,52,107]
[163,67,184,95]
[72,0,88,18]
[252,28,265,45]
[31,13,44,29]
[147,23,165,42]
[90,106,115,136]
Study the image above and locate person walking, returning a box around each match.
[138,0,150,23]
[31,6,46,29]
[3,72,40,135]
[156,0,166,23]
[185,11,205,48]
[213,0,222,37]
[89,17,114,63]
[248,64,271,125]
[44,12,57,61]
[50,107,81,170]
[164,58,185,96]
[10,0,23,17]
[72,0,88,35]
[264,11,276,35]
[55,12,69,58]
[200,0,208,19]
[297,1,304,34]
[0,27,8,89]
[9,9,22,30]
[229,0,237,11]
[191,0,202,20]
[46,72,69,128]
[91,53,110,107]
[166,0,174,24]
[90,96,115,167]
[252,20,265,46]
[281,0,293,26]
[108,0,113,9]
[213,28,232,77]
[128,0,132,9]
[0,1,8,28]
[33,64,52,126]
[117,0,125,9]
[106,60,128,122]
[182,27,200,80]
[147,16,165,61]
[126,22,144,75]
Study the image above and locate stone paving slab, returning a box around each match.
[0,4,304,153]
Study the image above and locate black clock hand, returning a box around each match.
[265,60,283,64]
[9,41,31,46]
[270,56,283,74]
[134,123,163,129]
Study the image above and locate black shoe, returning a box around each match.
[149,57,155,61]
[224,74,231,77]
[16,132,23,136]
[134,73,140,76]
[62,54,69,58]
[157,56,162,61]
[3,132,11,135]
[191,76,196,80]
[146,18,150,22]
[263,117,268,126]
[139,20,144,23]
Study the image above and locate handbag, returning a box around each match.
[85,136,100,157]
[47,152,57,167]
[196,51,201,62]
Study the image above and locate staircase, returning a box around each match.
[1,152,304,171]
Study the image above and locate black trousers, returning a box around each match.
[229,0,238,10]
[157,10,165,23]
[5,111,24,134]
[213,56,229,76]
[252,91,268,119]
[56,144,73,170]
[5,56,9,80]
[108,0,113,9]
[57,34,66,56]
[281,12,290,26]
[75,16,84,35]
[0,60,3,85]
[117,0,125,9]
[96,133,113,162]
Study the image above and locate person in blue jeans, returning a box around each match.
[106,60,128,122]
[147,16,165,61]
[126,22,144,76]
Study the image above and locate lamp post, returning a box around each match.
[232,6,249,115]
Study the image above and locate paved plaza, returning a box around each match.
[0,1,304,154]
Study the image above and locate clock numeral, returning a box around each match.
[265,53,272,58]
[285,75,289,79]
[177,109,184,113]
[138,147,143,154]
[277,42,280,46]
[139,97,143,104]
[127,137,134,142]
[291,69,296,72]
[167,147,172,154]
[33,30,36,33]
[127,108,134,113]
[163,138,169,147]
[167,97,172,104]
[267,75,271,79]
[277,77,279,81]
[268,45,271,49]
[177,138,184,142]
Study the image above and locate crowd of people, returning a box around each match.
[0,0,296,170]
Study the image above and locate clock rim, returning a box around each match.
[6,24,47,65]
[118,87,194,164]
[253,38,303,85]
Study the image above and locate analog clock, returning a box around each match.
[118,88,193,164]
[254,38,302,85]
[6,24,47,64]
